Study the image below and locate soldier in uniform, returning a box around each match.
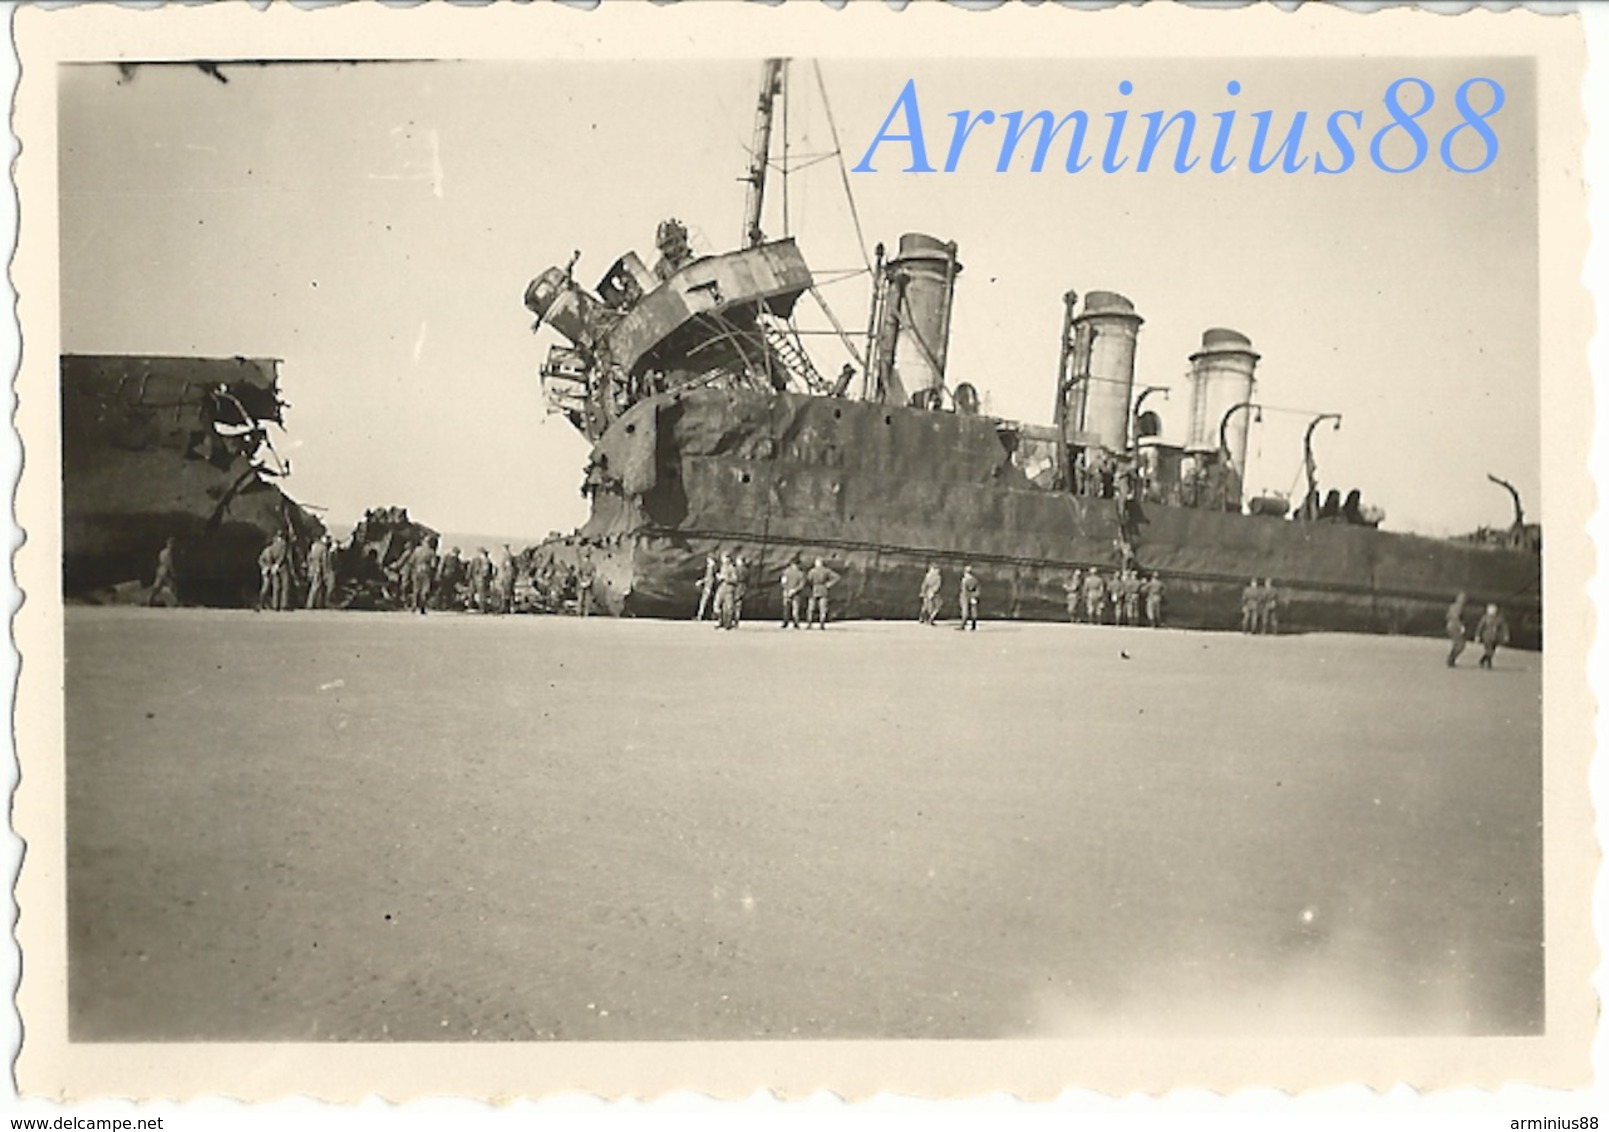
[535,557,558,611]
[1062,568,1083,623]
[434,546,464,611]
[148,537,179,607]
[956,564,980,630]
[1474,603,1510,669]
[805,557,841,628]
[1445,592,1470,667]
[1241,578,1260,634]
[305,534,332,610]
[780,556,806,629]
[1122,569,1142,626]
[397,540,417,610]
[495,544,517,614]
[714,552,740,630]
[258,532,288,612]
[1260,578,1281,635]
[1142,572,1165,627]
[409,537,439,614]
[919,563,943,625]
[1082,448,1105,498]
[320,535,338,607]
[1083,569,1107,624]
[576,552,597,617]
[468,547,492,612]
[695,555,717,621]
[732,549,750,627]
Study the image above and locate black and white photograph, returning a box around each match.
[8,0,1600,1108]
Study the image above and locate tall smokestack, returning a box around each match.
[1066,291,1143,452]
[870,233,961,405]
[1185,327,1261,484]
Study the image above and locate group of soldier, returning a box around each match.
[1445,591,1512,669]
[251,531,321,612]
[250,533,525,615]
[1074,446,1239,514]
[163,533,1522,668]
[153,527,607,615]
[392,539,542,615]
[919,563,982,630]
[695,554,1165,634]
[250,530,357,612]
[694,550,843,630]
[1240,578,1282,635]
[1059,567,1166,628]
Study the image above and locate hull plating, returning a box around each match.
[554,390,1542,648]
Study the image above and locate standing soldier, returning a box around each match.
[148,537,179,607]
[805,557,841,629]
[468,547,492,613]
[495,544,517,614]
[919,563,943,625]
[714,552,740,630]
[1062,568,1083,623]
[409,537,439,615]
[560,562,579,610]
[305,534,332,610]
[397,540,418,611]
[1473,603,1510,669]
[322,535,339,607]
[535,557,558,610]
[1260,578,1281,635]
[780,556,806,629]
[1142,572,1165,627]
[434,546,464,611]
[258,532,288,612]
[1084,568,1107,625]
[695,555,717,621]
[956,564,980,630]
[1445,592,1470,667]
[732,549,750,627]
[576,552,597,618]
[1119,569,1145,623]
[1241,578,1261,634]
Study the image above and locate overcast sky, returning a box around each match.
[58,55,1538,539]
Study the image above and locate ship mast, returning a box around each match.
[742,59,786,249]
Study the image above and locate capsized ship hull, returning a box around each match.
[545,388,1542,648]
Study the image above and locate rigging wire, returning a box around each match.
[771,152,838,172]
[812,59,874,276]
[806,283,867,370]
[810,268,872,287]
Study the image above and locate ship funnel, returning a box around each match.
[868,233,961,404]
[1185,327,1261,481]
[1061,290,1143,451]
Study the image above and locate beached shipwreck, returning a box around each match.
[521,60,1541,647]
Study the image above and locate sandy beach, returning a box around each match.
[64,607,1543,1041]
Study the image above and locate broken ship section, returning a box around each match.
[61,354,325,606]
